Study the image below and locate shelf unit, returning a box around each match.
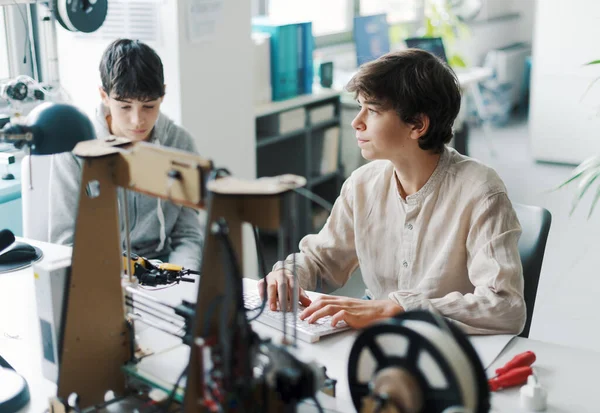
[255,88,344,245]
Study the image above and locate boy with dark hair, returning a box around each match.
[49,39,204,271]
[260,49,526,335]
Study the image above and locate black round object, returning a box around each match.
[0,243,44,273]
[347,311,490,413]
[6,82,28,101]
[53,0,108,33]
[0,367,30,412]
[0,229,16,251]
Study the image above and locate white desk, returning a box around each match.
[0,239,71,413]
[2,239,599,413]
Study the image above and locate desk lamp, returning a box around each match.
[0,102,96,155]
[0,103,94,413]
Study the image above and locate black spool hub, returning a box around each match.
[53,0,108,33]
[347,311,490,413]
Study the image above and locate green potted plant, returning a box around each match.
[422,0,471,68]
[556,60,600,217]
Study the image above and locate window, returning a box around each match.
[0,11,10,80]
[80,0,161,43]
[267,0,353,36]
[360,0,424,23]
[263,0,424,44]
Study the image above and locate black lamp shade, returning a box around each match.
[25,103,96,155]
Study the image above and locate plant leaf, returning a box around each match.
[588,183,600,218]
[449,55,467,68]
[580,76,600,103]
[585,60,600,66]
[570,169,600,215]
[554,156,600,190]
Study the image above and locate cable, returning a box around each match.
[202,294,224,337]
[162,364,188,413]
[246,227,268,322]
[312,396,324,413]
[11,1,29,65]
[293,187,333,212]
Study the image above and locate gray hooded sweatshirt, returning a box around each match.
[48,104,204,270]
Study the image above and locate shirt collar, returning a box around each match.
[396,145,450,205]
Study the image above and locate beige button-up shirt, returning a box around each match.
[275,146,526,335]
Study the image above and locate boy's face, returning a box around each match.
[100,88,163,142]
[351,94,425,162]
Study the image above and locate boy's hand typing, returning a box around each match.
[257,269,312,311]
[299,296,404,329]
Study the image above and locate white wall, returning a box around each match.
[53,1,257,277]
[454,0,536,66]
[55,2,182,123]
[175,2,254,179]
[529,0,600,164]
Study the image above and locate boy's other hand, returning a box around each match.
[257,269,312,311]
[299,295,404,329]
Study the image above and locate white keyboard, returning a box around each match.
[243,290,350,343]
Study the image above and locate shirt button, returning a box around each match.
[402,260,408,268]
[406,223,413,230]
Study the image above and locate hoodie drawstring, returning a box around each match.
[154,134,167,253]
[155,198,167,252]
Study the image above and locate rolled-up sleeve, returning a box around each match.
[273,176,359,293]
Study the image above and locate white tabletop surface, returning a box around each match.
[2,239,599,412]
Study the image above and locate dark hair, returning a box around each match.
[99,39,165,101]
[346,49,461,153]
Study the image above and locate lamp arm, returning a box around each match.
[0,126,34,147]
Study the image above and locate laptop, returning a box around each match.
[404,37,449,63]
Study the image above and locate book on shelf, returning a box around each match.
[309,103,336,124]
[320,127,340,175]
[252,32,272,105]
[252,18,314,101]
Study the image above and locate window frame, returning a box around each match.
[258,0,424,48]
[0,10,11,80]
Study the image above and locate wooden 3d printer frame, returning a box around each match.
[54,136,305,411]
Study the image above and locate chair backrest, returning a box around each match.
[513,203,552,338]
[21,155,53,242]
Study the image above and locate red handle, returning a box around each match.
[488,366,533,391]
[495,351,536,376]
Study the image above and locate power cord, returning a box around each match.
[162,364,188,413]
[312,396,325,413]
[293,187,333,212]
[246,227,269,322]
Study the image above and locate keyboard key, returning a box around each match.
[243,290,349,343]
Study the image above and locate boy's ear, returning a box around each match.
[159,84,166,103]
[410,114,430,140]
[99,87,110,105]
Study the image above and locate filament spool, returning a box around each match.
[347,311,490,413]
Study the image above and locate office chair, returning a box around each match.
[513,203,552,338]
[21,155,53,242]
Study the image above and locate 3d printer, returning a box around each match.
[0,103,492,413]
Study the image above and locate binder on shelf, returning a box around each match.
[252,18,299,101]
[297,21,314,95]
